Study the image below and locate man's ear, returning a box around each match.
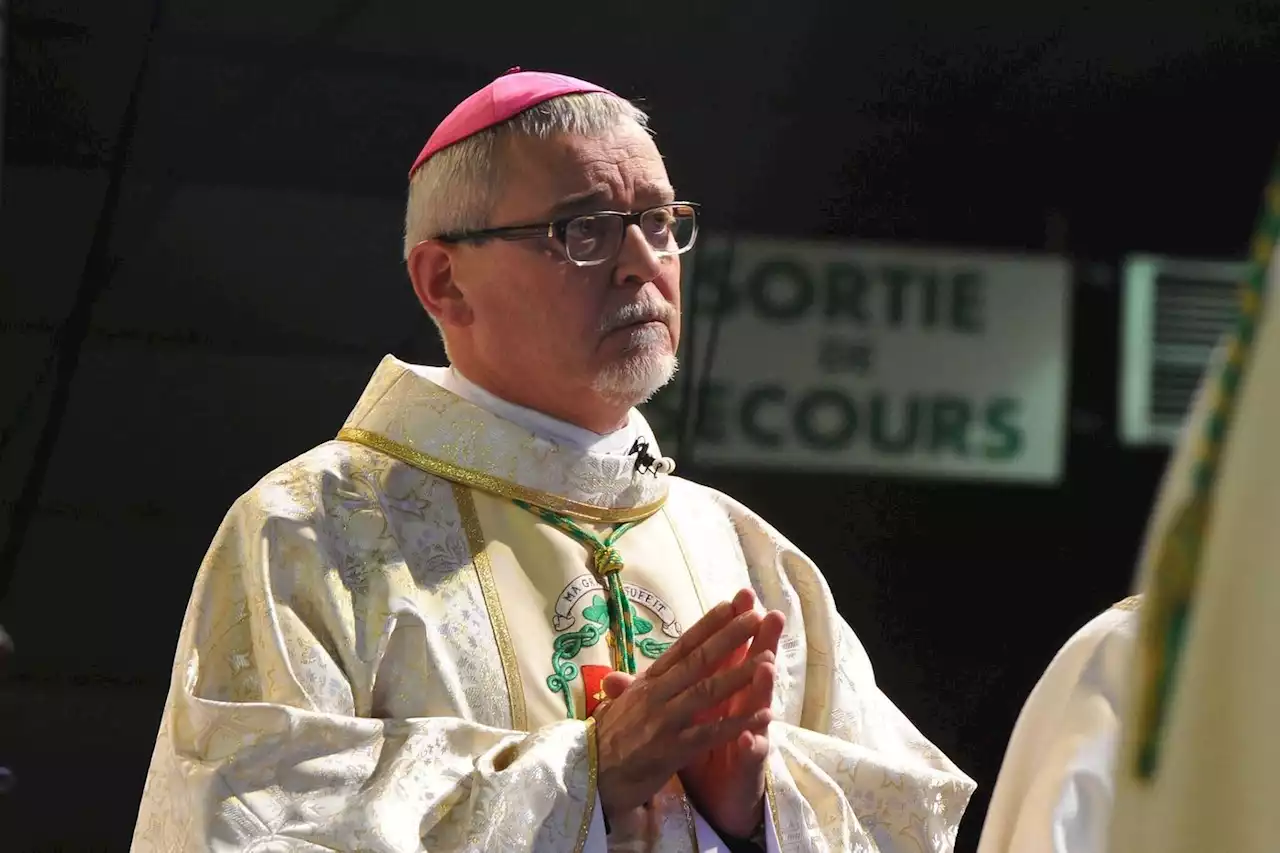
[407,240,473,327]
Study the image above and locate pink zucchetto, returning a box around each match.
[407,67,616,177]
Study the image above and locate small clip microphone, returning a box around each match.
[628,438,657,474]
[628,438,675,477]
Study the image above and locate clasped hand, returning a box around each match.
[592,588,786,839]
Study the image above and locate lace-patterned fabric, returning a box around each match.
[131,442,598,852]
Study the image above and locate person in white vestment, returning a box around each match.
[976,339,1224,853]
[1106,167,1280,853]
[974,600,1138,853]
[129,68,975,853]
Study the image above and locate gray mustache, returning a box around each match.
[600,302,673,333]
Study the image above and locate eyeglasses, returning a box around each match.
[434,202,700,267]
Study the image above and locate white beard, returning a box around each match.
[592,325,678,406]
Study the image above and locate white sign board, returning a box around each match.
[1119,254,1242,446]
[643,236,1072,483]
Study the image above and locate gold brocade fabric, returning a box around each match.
[131,356,975,852]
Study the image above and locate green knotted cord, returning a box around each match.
[512,499,641,675]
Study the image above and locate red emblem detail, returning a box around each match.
[581,665,612,717]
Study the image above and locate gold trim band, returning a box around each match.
[454,483,528,732]
[765,764,782,845]
[574,717,600,853]
[338,427,665,523]
[680,792,700,851]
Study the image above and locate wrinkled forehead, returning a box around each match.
[496,123,674,218]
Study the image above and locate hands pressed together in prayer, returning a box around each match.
[593,589,786,840]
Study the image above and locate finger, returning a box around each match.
[746,656,776,720]
[714,611,784,701]
[751,611,786,659]
[645,599,738,679]
[725,652,776,718]
[602,671,636,699]
[716,645,773,717]
[678,706,774,756]
[655,610,764,700]
[670,649,775,721]
[733,729,771,763]
[717,639,749,676]
[711,592,765,676]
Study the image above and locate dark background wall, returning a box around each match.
[2,1,1279,849]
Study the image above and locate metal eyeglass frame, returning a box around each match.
[433,202,701,267]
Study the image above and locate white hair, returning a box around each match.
[403,92,651,259]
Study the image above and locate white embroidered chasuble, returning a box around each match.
[130,355,975,852]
